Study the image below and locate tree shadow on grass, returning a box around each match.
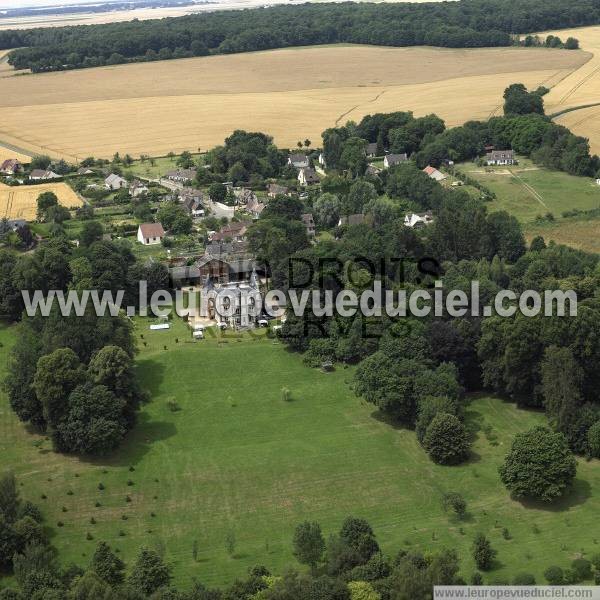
[79,360,177,467]
[135,358,166,397]
[515,478,592,512]
[95,413,177,468]
[370,410,412,431]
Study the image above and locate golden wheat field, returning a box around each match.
[0,182,82,221]
[0,45,589,160]
[0,144,31,164]
[538,25,600,154]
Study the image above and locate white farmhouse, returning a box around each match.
[137,222,165,245]
[105,173,128,190]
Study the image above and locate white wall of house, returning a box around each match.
[137,228,162,245]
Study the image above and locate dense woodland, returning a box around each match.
[0,0,592,72]
[1,86,600,596]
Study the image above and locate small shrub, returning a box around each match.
[67,490,73,496]
[571,558,592,581]
[502,527,511,540]
[544,566,564,585]
[95,501,101,508]
[472,533,496,571]
[121,515,128,520]
[62,506,68,513]
[226,530,236,556]
[41,494,47,500]
[90,517,96,525]
[129,466,135,472]
[127,480,134,486]
[118,530,126,537]
[513,573,535,585]
[167,399,180,412]
[563,569,578,585]
[57,521,64,527]
[98,483,105,491]
[125,496,131,503]
[86,532,93,541]
[441,492,467,519]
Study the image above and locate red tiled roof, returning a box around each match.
[139,223,165,238]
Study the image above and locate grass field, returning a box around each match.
[458,159,600,222]
[456,159,600,253]
[0,181,82,220]
[0,45,587,160]
[122,154,203,180]
[1,319,599,588]
[524,216,600,254]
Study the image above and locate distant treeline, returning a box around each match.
[0,0,596,72]
[0,0,196,20]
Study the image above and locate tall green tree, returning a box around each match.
[499,426,577,501]
[293,521,325,573]
[128,548,172,596]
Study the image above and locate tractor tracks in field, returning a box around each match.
[508,168,549,210]
[334,89,388,126]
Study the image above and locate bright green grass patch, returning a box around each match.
[0,319,599,589]
[456,158,600,224]
[123,154,204,181]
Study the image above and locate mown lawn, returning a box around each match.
[123,154,204,181]
[457,159,600,221]
[0,319,599,589]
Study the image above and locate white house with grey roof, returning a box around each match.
[105,173,128,190]
[383,153,408,168]
[486,150,515,166]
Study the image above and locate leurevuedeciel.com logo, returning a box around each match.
[20,257,578,321]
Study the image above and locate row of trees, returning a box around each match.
[2,0,598,72]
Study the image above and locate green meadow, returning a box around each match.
[0,318,599,589]
[455,158,600,254]
[457,158,600,223]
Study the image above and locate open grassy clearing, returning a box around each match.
[1,320,599,588]
[0,45,587,160]
[122,154,204,180]
[457,159,600,223]
[524,216,600,254]
[0,181,82,220]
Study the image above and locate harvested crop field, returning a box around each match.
[0,182,82,220]
[0,143,31,164]
[540,25,600,154]
[0,45,589,160]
